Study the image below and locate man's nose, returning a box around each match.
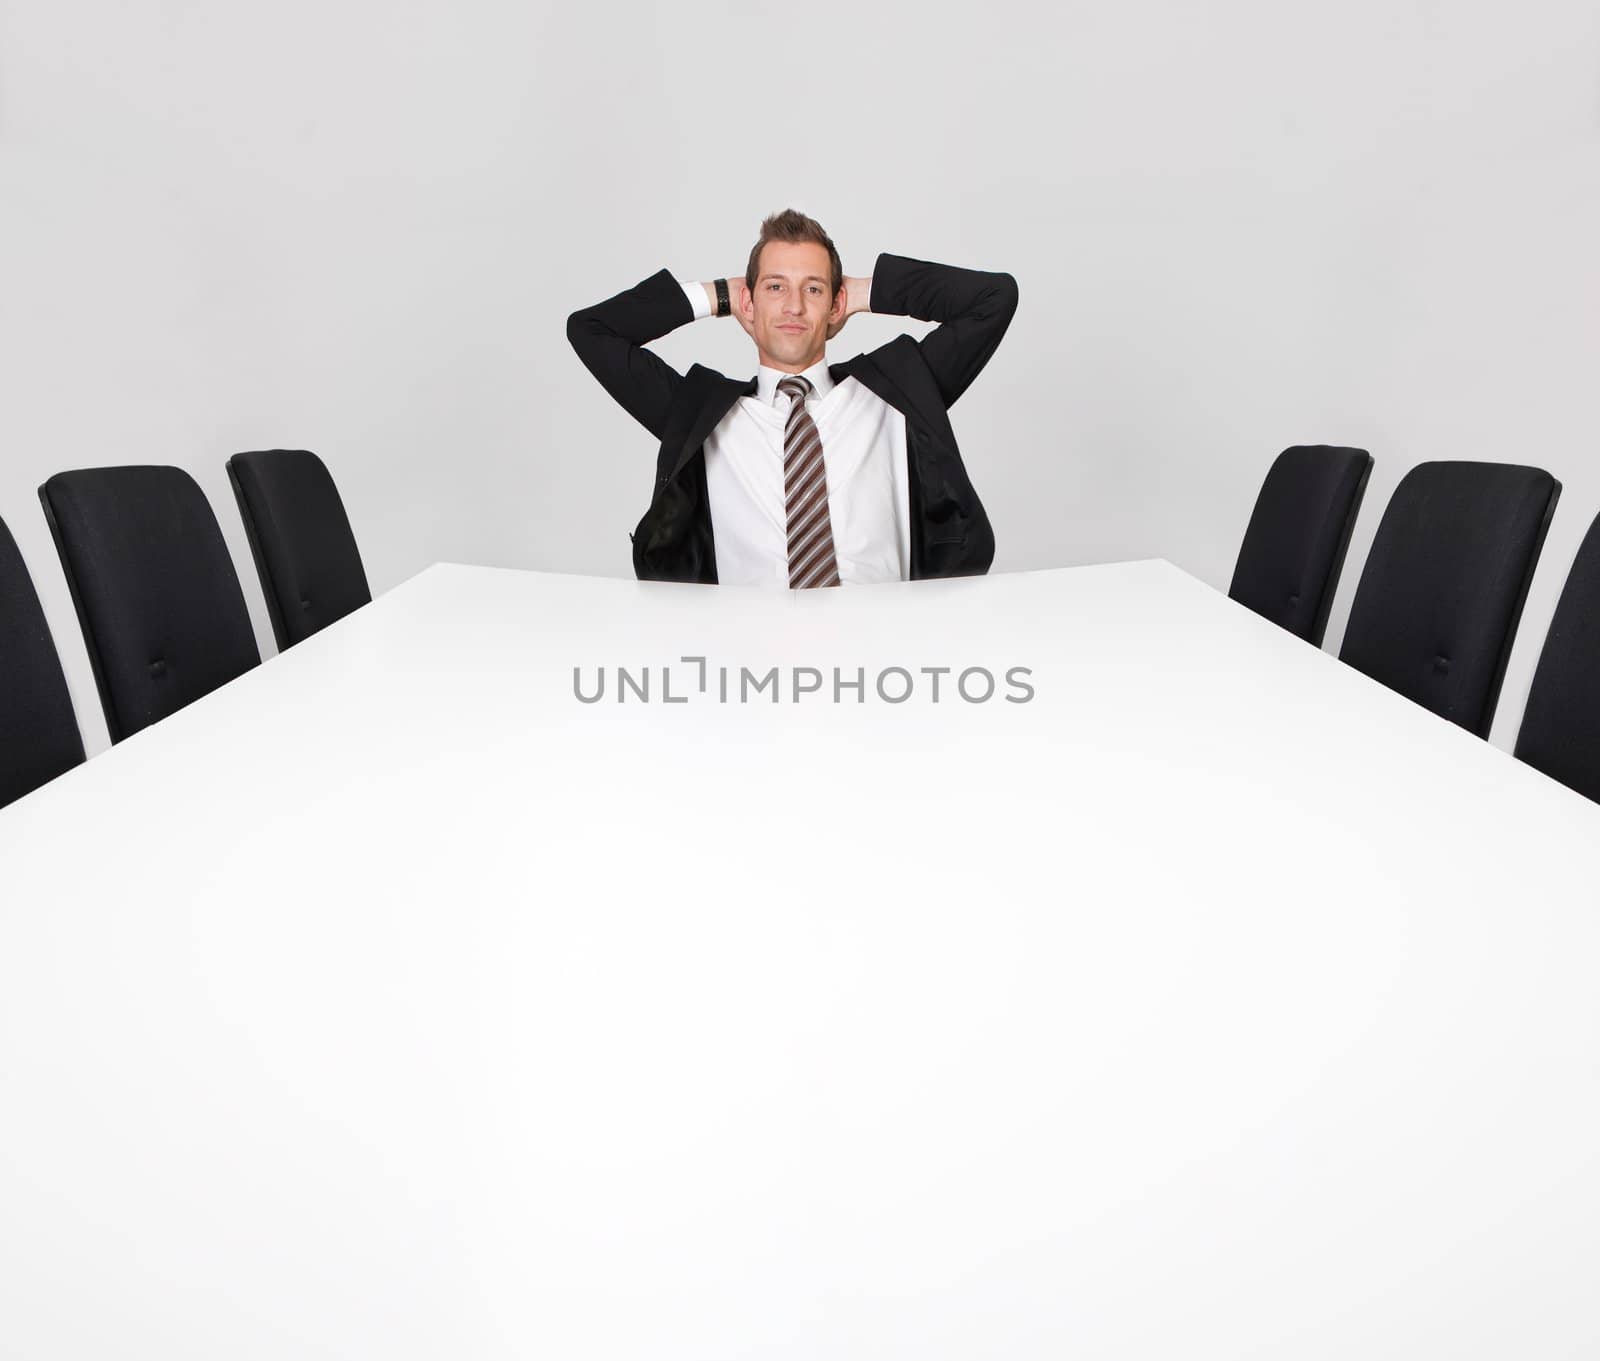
[782,289,803,314]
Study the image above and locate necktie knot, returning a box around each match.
[777,375,813,405]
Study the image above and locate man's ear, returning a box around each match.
[830,284,847,323]
[737,280,754,320]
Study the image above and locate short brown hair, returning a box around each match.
[745,209,843,298]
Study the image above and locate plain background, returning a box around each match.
[2,0,1597,758]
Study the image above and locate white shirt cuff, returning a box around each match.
[679,279,713,321]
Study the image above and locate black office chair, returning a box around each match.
[226,449,371,650]
[0,512,85,807]
[1515,511,1600,802]
[1339,461,1560,738]
[1229,445,1373,646]
[38,466,261,743]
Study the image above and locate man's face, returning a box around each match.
[741,240,844,373]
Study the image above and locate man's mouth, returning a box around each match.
[778,324,807,333]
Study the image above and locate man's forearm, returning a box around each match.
[865,254,1018,408]
[866,254,1016,327]
[565,268,697,439]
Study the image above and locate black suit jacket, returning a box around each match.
[566,253,1018,583]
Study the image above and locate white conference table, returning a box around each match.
[2,560,1598,1358]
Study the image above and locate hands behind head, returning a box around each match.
[828,277,871,340]
[727,274,860,343]
[832,281,857,340]
[731,278,755,339]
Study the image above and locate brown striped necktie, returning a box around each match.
[778,375,841,589]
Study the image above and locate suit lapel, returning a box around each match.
[668,366,757,483]
[836,338,940,580]
[667,341,924,486]
[832,339,922,423]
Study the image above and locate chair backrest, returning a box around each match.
[1515,510,1600,802]
[226,449,371,650]
[0,512,85,807]
[1229,445,1373,645]
[38,466,261,743]
[1339,461,1560,738]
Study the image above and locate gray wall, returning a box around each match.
[3,0,1597,756]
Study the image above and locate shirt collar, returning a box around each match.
[755,358,835,407]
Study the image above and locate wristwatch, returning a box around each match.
[714,278,731,318]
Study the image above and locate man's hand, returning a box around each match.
[827,276,873,341]
[729,275,754,338]
[700,276,755,338]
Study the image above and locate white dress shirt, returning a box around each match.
[678,280,911,587]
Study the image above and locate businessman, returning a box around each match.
[566,210,1018,586]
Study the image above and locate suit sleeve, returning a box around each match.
[566,269,696,440]
[868,253,1019,409]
